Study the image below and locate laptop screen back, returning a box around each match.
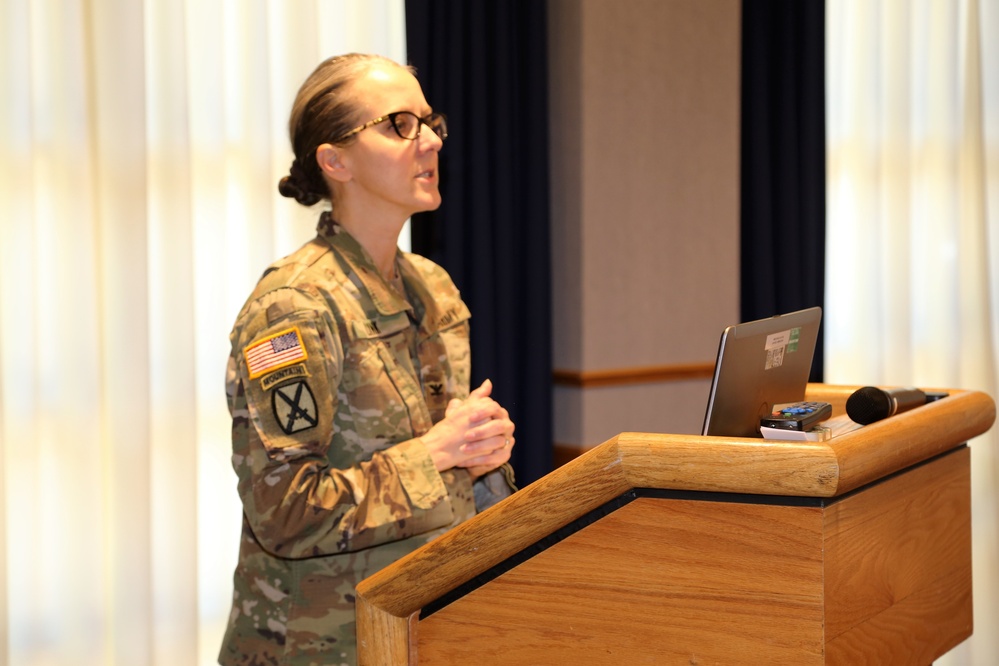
[701,307,822,438]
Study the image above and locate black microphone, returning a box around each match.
[846,386,928,425]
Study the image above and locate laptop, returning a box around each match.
[701,307,822,438]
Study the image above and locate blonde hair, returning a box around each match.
[277,53,412,207]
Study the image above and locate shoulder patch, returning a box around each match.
[272,380,319,434]
[244,327,308,379]
[260,363,311,391]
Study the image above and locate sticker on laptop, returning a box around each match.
[766,345,786,370]
[765,329,792,370]
[787,327,801,352]
[765,329,790,351]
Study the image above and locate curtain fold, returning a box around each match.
[0,1,406,663]
[405,0,554,485]
[741,0,827,382]
[826,1,999,662]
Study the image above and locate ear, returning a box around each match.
[315,143,352,183]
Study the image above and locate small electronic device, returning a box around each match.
[759,401,832,432]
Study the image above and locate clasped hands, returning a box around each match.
[421,379,515,479]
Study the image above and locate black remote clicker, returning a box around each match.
[759,401,833,432]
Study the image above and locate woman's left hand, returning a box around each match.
[447,379,515,479]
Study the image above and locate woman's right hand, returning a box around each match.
[420,379,514,473]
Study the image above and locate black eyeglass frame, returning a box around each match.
[331,111,448,143]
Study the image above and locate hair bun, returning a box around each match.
[278,160,323,207]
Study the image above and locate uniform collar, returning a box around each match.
[395,257,461,341]
[317,212,411,317]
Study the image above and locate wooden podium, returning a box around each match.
[356,385,995,664]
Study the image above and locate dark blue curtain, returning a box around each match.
[405,0,553,484]
[741,0,826,381]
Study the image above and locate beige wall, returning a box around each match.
[549,0,741,452]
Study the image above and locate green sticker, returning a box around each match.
[787,327,801,352]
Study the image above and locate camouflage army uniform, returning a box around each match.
[218,213,515,666]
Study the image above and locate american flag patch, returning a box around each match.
[244,327,308,379]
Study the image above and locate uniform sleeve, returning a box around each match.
[473,464,517,512]
[227,287,456,559]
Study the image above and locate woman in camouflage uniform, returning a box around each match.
[218,53,517,666]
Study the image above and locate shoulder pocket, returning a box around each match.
[240,317,336,458]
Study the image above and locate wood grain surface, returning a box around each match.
[823,447,972,664]
[355,385,994,665]
[552,362,716,387]
[418,497,826,664]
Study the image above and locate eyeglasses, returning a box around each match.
[331,111,448,143]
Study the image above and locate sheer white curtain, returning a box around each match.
[826,0,999,662]
[0,1,405,664]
